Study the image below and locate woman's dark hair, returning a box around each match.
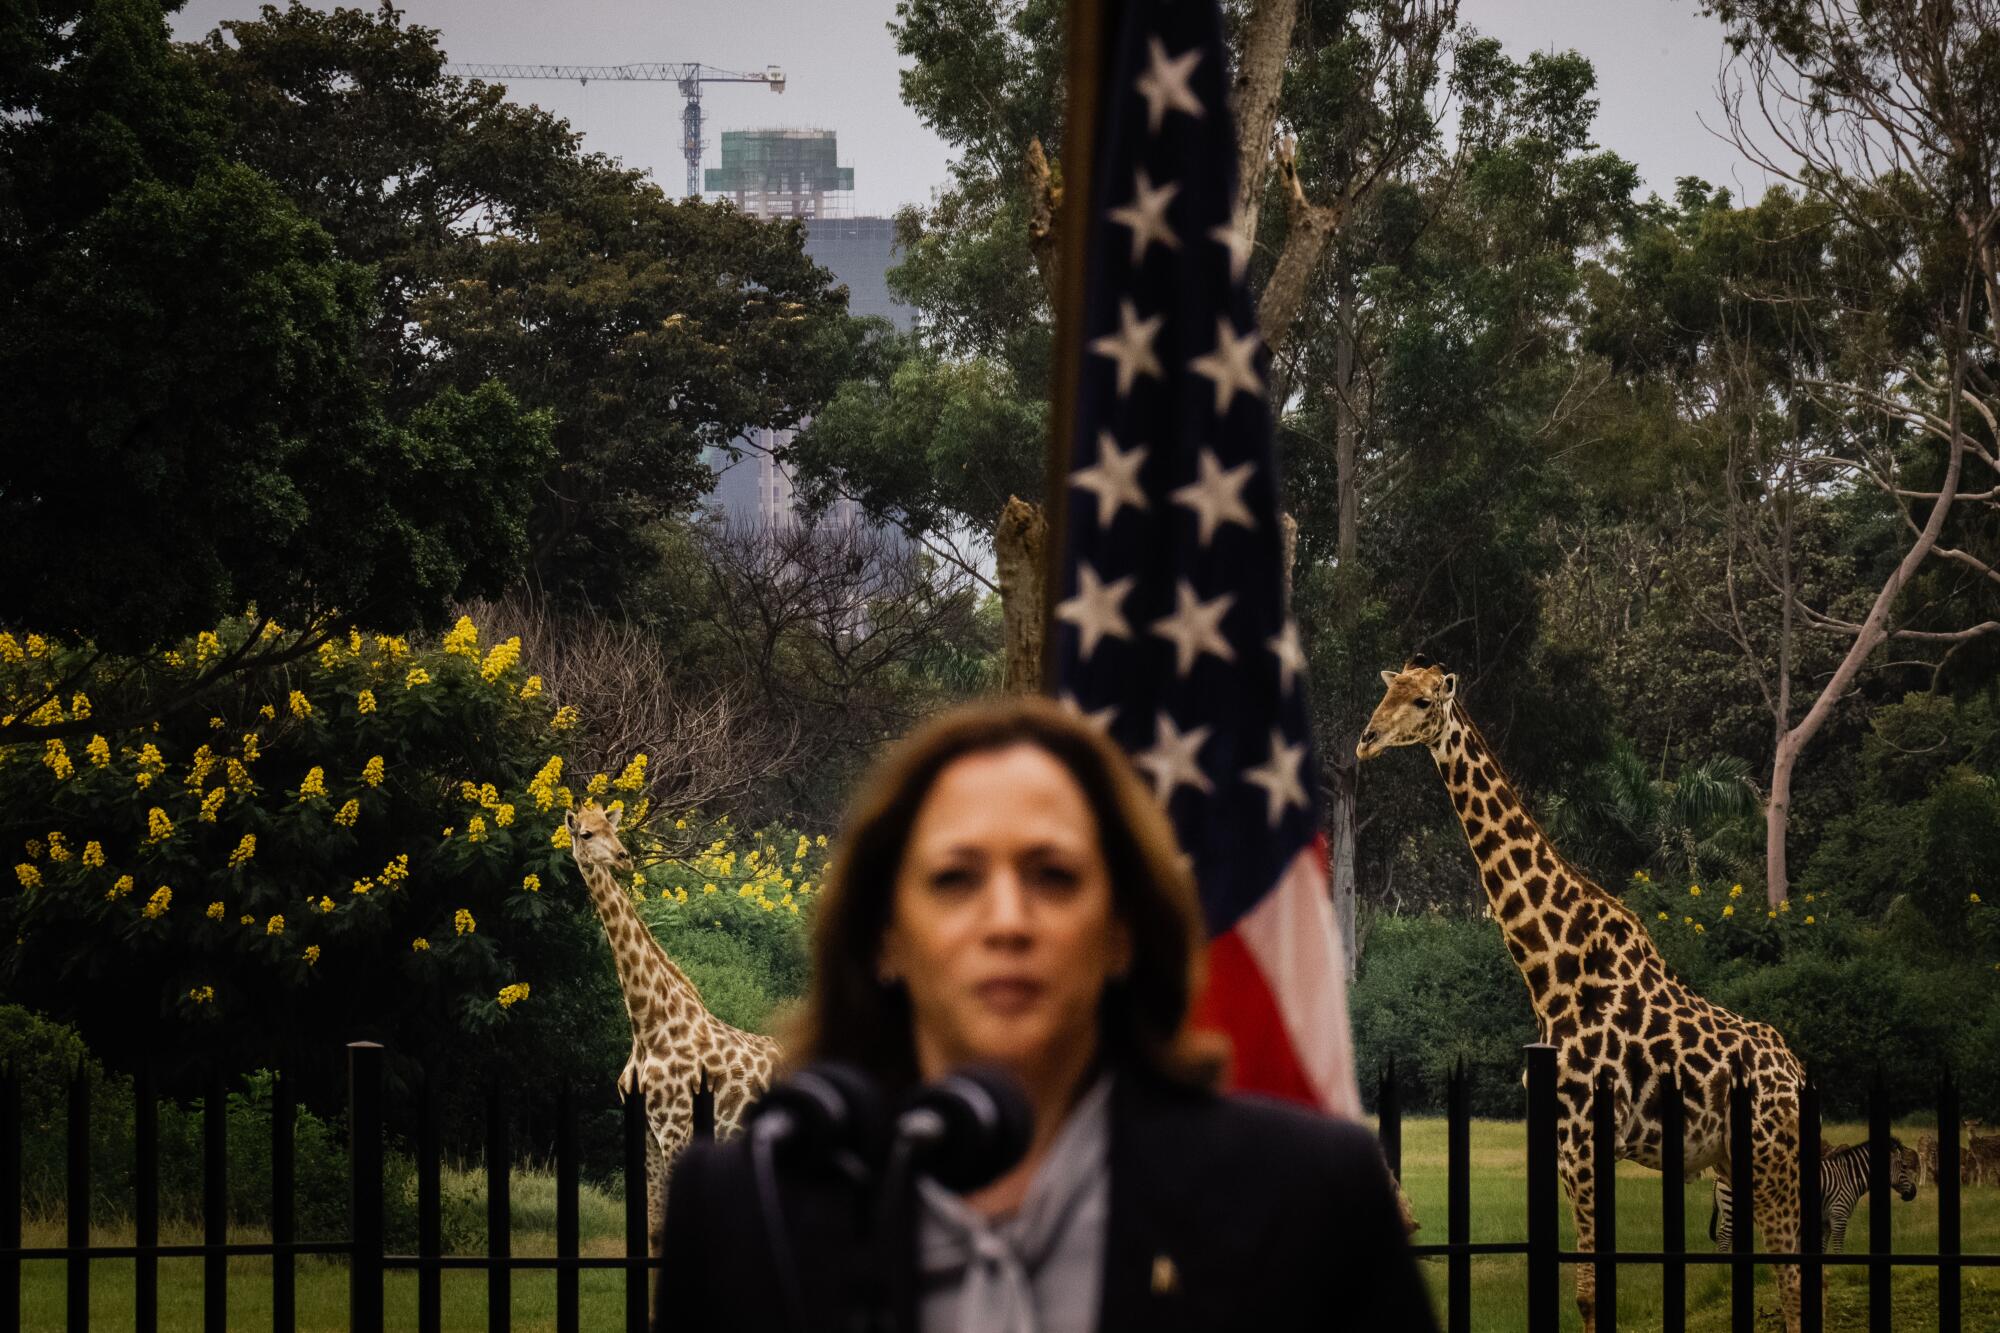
[786,695,1222,1092]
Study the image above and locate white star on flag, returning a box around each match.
[1055,562,1136,660]
[1136,711,1214,801]
[1071,432,1150,528]
[1057,691,1120,736]
[1108,169,1181,266]
[1188,316,1264,415]
[1209,206,1252,283]
[1243,728,1309,826]
[1134,36,1204,133]
[1150,579,1236,676]
[1268,619,1308,696]
[1088,298,1164,398]
[1170,448,1256,546]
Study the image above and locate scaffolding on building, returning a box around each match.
[704,129,855,218]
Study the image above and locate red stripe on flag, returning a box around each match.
[1194,927,1320,1108]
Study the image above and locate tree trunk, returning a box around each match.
[1764,738,1797,907]
[1330,754,1359,973]
[996,496,1048,692]
[1230,0,1301,243]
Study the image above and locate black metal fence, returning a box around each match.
[4,1039,1994,1331]
[1383,1043,1998,1333]
[0,1042,721,1333]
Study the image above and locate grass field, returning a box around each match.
[18,1118,2000,1330]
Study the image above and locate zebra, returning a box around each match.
[1709,1139,1919,1254]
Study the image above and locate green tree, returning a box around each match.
[0,0,548,678]
[190,2,856,599]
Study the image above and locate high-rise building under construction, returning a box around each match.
[703,130,913,530]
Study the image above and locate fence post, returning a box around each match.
[1867,1070,1889,1333]
[1937,1070,1960,1333]
[68,1066,89,1333]
[204,1069,227,1333]
[348,1042,384,1333]
[1592,1069,1617,1331]
[1525,1043,1559,1333]
[1729,1075,1754,1332]
[135,1059,158,1333]
[623,1090,649,1333]
[487,1084,512,1333]
[419,1067,442,1333]
[0,1065,17,1333]
[1799,1074,1821,1333]
[1379,1059,1402,1180]
[1660,1069,1684,1333]
[1448,1058,1469,1333]
[273,1067,295,1333]
[557,1082,579,1333]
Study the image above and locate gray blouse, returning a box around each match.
[913,1073,1114,1333]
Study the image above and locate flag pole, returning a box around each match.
[1040,0,1119,696]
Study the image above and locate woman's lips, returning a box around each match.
[974,978,1045,1014]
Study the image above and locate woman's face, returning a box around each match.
[882,743,1132,1086]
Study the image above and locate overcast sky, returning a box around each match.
[169,0,1778,217]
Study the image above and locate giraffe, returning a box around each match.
[1359,657,1810,1333]
[565,802,780,1253]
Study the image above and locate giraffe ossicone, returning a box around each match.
[1361,658,1813,1333]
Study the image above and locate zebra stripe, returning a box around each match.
[1707,1140,1917,1253]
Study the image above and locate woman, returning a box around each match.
[659,697,1433,1332]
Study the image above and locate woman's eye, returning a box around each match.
[1034,864,1081,890]
[930,868,974,890]
[1414,699,1431,710]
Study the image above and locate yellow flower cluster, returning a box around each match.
[241,733,260,763]
[288,690,312,719]
[186,743,218,790]
[15,864,41,889]
[108,874,134,900]
[299,767,327,801]
[304,944,321,965]
[378,853,410,887]
[466,815,487,843]
[528,756,563,811]
[519,676,544,701]
[136,741,167,785]
[454,907,476,935]
[497,982,530,1008]
[194,630,222,665]
[406,667,431,689]
[412,937,431,952]
[362,755,385,788]
[206,901,225,921]
[228,834,256,868]
[199,787,227,823]
[143,885,172,919]
[267,914,286,936]
[46,832,70,862]
[43,739,73,780]
[146,807,174,843]
[70,692,91,720]
[550,823,571,849]
[442,615,479,657]
[334,798,360,827]
[357,689,376,715]
[189,984,216,1004]
[522,873,541,893]
[613,753,649,792]
[480,636,521,681]
[317,896,335,914]
[86,735,110,767]
[82,841,104,868]
[551,705,579,732]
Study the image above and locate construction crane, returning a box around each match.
[445,62,786,198]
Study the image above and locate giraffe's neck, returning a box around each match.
[577,859,704,1042]
[1428,703,1639,1017]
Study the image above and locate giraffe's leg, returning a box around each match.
[1751,1117,1806,1333]
[1557,1132,1599,1333]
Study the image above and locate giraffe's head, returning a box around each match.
[1356,655,1457,761]
[564,803,634,874]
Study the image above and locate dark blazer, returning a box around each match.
[656,1069,1436,1332]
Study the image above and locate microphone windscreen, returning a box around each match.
[902,1065,1034,1193]
[748,1061,888,1166]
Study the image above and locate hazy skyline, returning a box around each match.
[170,0,1778,217]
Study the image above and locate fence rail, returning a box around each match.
[0,1040,1992,1331]
[1385,1043,1994,1333]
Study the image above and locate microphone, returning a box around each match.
[744,1062,888,1333]
[894,1065,1034,1194]
[748,1061,888,1176]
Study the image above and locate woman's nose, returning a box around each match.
[983,872,1032,934]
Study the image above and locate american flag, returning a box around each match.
[1053,0,1359,1117]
